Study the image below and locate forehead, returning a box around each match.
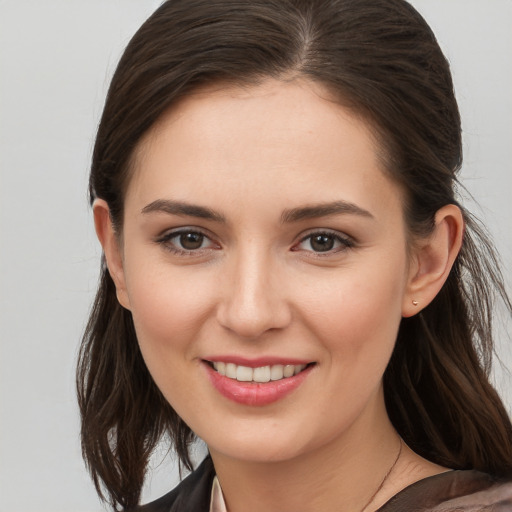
[126,79,402,219]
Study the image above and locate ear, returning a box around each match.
[93,199,131,310]
[402,204,464,317]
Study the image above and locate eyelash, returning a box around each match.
[293,230,355,255]
[155,228,355,256]
[155,228,218,256]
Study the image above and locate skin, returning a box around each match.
[95,79,464,512]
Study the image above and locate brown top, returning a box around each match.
[378,469,512,511]
[136,456,512,512]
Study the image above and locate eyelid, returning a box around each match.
[298,227,355,242]
[155,225,210,240]
[292,228,355,254]
[155,226,221,255]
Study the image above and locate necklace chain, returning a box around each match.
[359,437,403,512]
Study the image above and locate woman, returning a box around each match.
[77,0,512,510]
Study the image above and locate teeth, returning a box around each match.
[236,365,253,382]
[225,363,237,379]
[215,362,226,376]
[253,366,271,383]
[283,365,295,378]
[212,362,307,382]
[270,364,284,381]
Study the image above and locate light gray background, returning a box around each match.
[1,1,511,511]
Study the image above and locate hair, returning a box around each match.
[77,0,512,510]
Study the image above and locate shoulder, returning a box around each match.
[133,456,215,512]
[380,470,512,511]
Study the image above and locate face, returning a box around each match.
[112,80,416,463]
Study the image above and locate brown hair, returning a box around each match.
[77,0,512,509]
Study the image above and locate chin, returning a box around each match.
[201,417,333,466]
[210,439,304,464]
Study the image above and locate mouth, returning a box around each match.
[203,359,315,405]
[206,361,312,383]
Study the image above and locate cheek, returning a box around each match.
[123,255,216,368]
[125,263,220,416]
[295,260,407,435]
[299,253,407,365]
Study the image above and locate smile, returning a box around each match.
[204,359,315,406]
[211,362,308,383]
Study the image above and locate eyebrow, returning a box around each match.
[281,201,374,223]
[141,198,373,224]
[141,199,226,223]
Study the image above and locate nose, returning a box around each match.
[216,249,292,339]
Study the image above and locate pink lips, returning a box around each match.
[203,358,313,406]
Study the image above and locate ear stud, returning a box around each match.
[412,300,419,306]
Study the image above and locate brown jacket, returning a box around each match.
[136,456,512,511]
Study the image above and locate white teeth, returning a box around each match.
[283,365,295,378]
[253,366,271,383]
[236,365,253,382]
[212,362,308,382]
[213,361,226,376]
[270,364,284,381]
[226,363,237,379]
[294,364,306,375]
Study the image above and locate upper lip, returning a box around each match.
[203,356,313,368]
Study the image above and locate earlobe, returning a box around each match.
[402,204,464,318]
[93,199,131,310]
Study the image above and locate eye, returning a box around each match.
[176,232,208,250]
[156,229,219,255]
[294,231,354,254]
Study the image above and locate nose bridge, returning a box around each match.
[217,242,290,338]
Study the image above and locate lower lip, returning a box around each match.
[204,363,313,406]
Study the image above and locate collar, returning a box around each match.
[210,476,228,512]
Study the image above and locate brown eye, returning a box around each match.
[310,234,335,252]
[294,231,354,254]
[179,232,204,250]
[157,229,218,254]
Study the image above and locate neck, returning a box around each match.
[209,389,403,512]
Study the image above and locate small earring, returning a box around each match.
[412,300,419,306]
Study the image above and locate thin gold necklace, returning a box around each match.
[359,437,403,512]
